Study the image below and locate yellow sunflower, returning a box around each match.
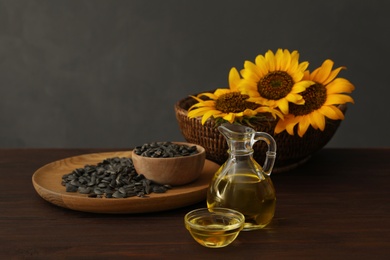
[239,49,314,115]
[188,68,283,124]
[275,59,355,137]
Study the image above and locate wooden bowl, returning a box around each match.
[131,142,206,186]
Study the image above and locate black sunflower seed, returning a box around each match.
[61,156,172,198]
[133,142,199,158]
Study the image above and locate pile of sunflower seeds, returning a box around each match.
[61,157,171,198]
[133,142,198,158]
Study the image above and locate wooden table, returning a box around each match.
[1,148,389,259]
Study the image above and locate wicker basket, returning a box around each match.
[174,95,346,173]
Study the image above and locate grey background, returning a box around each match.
[1,0,389,148]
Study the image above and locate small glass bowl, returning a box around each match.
[184,208,245,248]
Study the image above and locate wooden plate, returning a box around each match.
[32,151,220,214]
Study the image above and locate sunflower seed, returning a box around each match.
[133,142,199,158]
[65,183,78,192]
[78,186,91,194]
[61,156,171,198]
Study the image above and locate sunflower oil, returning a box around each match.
[207,172,276,230]
[185,214,243,248]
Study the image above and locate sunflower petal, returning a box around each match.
[229,67,241,91]
[197,92,217,100]
[297,61,310,74]
[201,110,221,125]
[291,80,313,93]
[290,50,299,61]
[319,106,345,120]
[298,116,310,137]
[215,89,235,97]
[308,113,319,129]
[242,109,257,117]
[188,107,216,118]
[303,70,310,80]
[235,111,245,117]
[223,113,235,123]
[189,95,206,103]
[326,78,355,94]
[188,100,215,110]
[312,59,333,83]
[265,50,276,71]
[198,100,216,106]
[323,65,346,85]
[311,111,325,131]
[255,55,269,76]
[256,106,284,119]
[325,94,354,105]
[286,117,298,135]
[286,93,305,104]
[275,119,286,134]
[188,103,204,111]
[241,62,261,82]
[275,49,284,70]
[276,99,289,114]
[280,49,292,71]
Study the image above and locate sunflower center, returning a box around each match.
[258,71,294,100]
[215,92,258,113]
[289,83,327,116]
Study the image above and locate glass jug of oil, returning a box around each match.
[207,123,277,231]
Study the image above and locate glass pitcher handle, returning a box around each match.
[254,132,277,176]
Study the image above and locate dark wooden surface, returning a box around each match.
[1,148,389,259]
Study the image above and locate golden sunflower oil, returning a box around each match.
[185,215,243,248]
[207,172,276,230]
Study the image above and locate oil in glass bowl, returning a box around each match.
[184,208,245,248]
